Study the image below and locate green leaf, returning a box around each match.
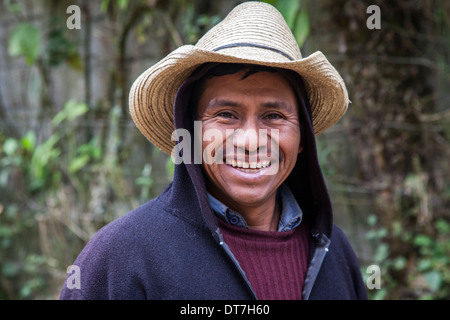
[30,134,60,182]
[424,271,442,292]
[20,132,36,152]
[117,0,129,10]
[374,243,389,262]
[8,23,41,65]
[3,138,19,156]
[77,138,102,160]
[435,219,450,235]
[69,154,90,173]
[166,157,174,176]
[273,0,299,28]
[52,100,88,125]
[294,9,310,47]
[51,110,66,126]
[66,101,88,121]
[262,0,277,5]
[414,234,432,248]
[100,0,110,12]
[46,29,80,68]
[2,261,20,277]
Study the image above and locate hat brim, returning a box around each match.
[129,45,348,155]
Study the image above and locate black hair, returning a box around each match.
[200,63,278,80]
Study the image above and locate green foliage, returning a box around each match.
[413,219,450,299]
[8,23,41,65]
[46,27,82,70]
[0,94,166,298]
[182,6,221,44]
[69,137,102,174]
[135,163,154,201]
[0,100,98,298]
[365,214,450,300]
[101,0,130,12]
[263,0,310,47]
[29,134,61,191]
[0,161,48,298]
[52,100,89,126]
[2,0,448,301]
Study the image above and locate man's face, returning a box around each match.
[197,69,303,212]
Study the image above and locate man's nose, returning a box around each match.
[233,118,261,152]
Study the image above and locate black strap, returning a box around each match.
[212,42,295,61]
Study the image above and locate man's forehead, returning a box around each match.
[197,72,297,112]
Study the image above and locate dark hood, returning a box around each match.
[169,63,333,241]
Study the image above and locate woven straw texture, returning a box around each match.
[129,1,349,155]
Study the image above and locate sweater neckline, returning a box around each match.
[217,217,302,242]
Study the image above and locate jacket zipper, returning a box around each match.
[302,233,331,300]
[215,229,258,299]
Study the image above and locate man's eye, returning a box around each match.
[217,112,235,119]
[265,113,283,120]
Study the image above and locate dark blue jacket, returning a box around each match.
[60,64,368,300]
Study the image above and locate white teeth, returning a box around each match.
[226,160,271,170]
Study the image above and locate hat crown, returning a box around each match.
[129,2,348,156]
[195,1,302,62]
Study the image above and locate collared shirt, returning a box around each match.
[207,184,303,232]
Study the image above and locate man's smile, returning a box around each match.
[225,159,271,170]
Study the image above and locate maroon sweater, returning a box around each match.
[218,218,310,300]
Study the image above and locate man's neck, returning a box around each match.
[241,200,280,231]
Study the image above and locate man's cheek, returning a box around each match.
[202,128,224,165]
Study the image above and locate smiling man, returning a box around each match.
[198,65,301,232]
[60,2,368,300]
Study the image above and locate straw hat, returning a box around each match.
[129,1,349,155]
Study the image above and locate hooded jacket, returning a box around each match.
[60,65,368,300]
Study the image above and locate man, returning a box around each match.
[60,1,367,300]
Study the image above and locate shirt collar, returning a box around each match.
[207,184,303,232]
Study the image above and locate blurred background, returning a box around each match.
[0,0,448,300]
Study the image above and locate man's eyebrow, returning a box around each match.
[261,100,295,112]
[206,99,241,109]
